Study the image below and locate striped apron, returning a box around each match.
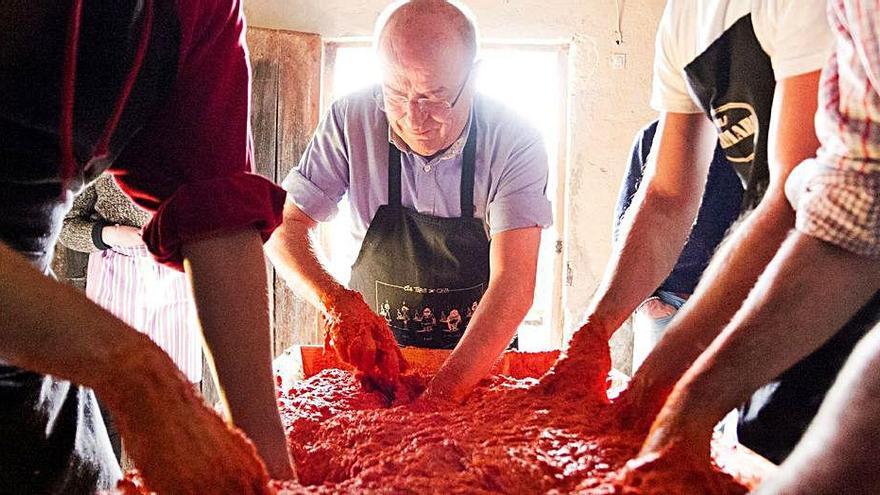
[86,245,202,382]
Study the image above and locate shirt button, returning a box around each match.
[423,164,432,172]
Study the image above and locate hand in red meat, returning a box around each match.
[97,339,273,495]
[323,289,407,398]
[537,318,612,403]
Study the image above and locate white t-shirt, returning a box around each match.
[651,0,833,114]
[649,0,833,207]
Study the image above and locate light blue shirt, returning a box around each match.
[282,85,553,245]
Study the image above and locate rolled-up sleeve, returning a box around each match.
[280,101,351,223]
[793,161,880,258]
[112,0,285,270]
[790,1,880,259]
[486,130,553,237]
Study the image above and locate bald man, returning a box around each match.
[267,0,552,402]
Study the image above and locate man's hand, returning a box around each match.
[96,335,273,495]
[102,224,146,248]
[612,384,725,495]
[638,387,715,461]
[611,368,678,435]
[617,437,735,495]
[538,318,612,402]
[421,372,469,403]
[323,289,407,398]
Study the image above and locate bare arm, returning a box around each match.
[628,71,823,414]
[425,226,542,402]
[642,232,880,453]
[0,240,272,493]
[584,113,716,335]
[265,200,404,393]
[542,113,715,389]
[181,228,293,480]
[264,200,347,312]
[0,241,145,382]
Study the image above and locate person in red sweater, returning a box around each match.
[0,1,294,492]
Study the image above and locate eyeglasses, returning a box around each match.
[381,65,473,116]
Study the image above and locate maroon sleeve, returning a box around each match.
[112,0,284,270]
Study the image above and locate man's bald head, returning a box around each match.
[374,1,480,157]
[375,0,479,65]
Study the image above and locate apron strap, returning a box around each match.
[387,142,402,207]
[459,117,477,218]
[386,115,478,218]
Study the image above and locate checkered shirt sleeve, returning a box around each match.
[792,0,880,258]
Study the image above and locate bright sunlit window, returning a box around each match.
[322,42,567,350]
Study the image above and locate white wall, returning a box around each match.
[245,0,666,354]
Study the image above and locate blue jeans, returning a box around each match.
[631,290,687,372]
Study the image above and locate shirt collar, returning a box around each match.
[387,120,472,164]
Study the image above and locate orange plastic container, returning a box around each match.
[282,345,558,379]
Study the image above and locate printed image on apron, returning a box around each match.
[348,114,510,351]
[375,281,485,349]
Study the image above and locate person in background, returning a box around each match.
[60,174,203,384]
[59,174,204,459]
[613,120,743,370]
[267,0,552,401]
[0,1,292,492]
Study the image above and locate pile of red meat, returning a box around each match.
[113,344,748,494]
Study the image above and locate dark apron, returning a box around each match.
[683,13,880,463]
[349,122,496,350]
[0,2,178,492]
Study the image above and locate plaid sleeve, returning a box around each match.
[793,161,880,257]
[792,0,880,258]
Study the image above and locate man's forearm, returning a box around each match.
[755,321,880,495]
[182,229,292,479]
[429,272,533,400]
[0,241,157,386]
[589,183,701,335]
[428,227,541,401]
[669,232,880,428]
[265,202,347,313]
[634,192,795,391]
[587,114,716,337]
[0,241,275,492]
